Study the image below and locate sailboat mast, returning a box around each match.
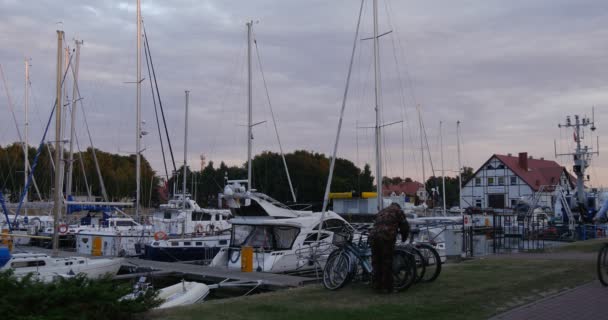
[67,40,82,199]
[52,30,64,256]
[136,0,142,218]
[417,104,426,203]
[440,120,446,215]
[246,21,253,190]
[24,58,29,213]
[457,120,462,210]
[373,0,383,211]
[182,90,189,210]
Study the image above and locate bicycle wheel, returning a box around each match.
[416,243,442,283]
[399,245,426,283]
[597,244,608,286]
[392,248,417,291]
[323,249,353,290]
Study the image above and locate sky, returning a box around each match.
[1,0,607,188]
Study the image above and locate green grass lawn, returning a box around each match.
[151,255,595,320]
[548,238,607,253]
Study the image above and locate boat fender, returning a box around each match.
[58,224,68,234]
[154,231,168,241]
[195,224,204,234]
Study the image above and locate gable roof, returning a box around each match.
[383,181,424,196]
[494,154,572,191]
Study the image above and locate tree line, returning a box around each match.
[1,142,472,209]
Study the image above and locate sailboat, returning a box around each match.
[0,30,123,282]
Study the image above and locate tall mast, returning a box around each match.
[457,120,462,211]
[135,0,142,218]
[67,40,82,200]
[417,104,426,204]
[246,21,253,190]
[52,30,64,256]
[557,113,598,205]
[24,58,30,214]
[440,120,446,215]
[182,90,189,210]
[373,0,383,211]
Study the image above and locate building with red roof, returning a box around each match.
[461,152,574,211]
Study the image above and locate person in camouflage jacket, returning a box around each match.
[369,202,410,292]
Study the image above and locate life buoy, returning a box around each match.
[58,224,68,234]
[195,224,205,234]
[154,231,168,241]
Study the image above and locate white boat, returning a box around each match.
[150,194,231,236]
[144,232,231,262]
[156,281,210,309]
[0,252,122,282]
[75,217,153,257]
[122,277,210,309]
[211,183,350,273]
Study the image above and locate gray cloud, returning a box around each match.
[0,0,606,189]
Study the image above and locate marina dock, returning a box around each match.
[19,246,316,289]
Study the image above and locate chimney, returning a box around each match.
[518,152,528,171]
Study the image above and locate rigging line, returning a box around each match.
[420,110,436,177]
[385,0,420,175]
[320,0,364,215]
[69,59,109,202]
[252,33,297,203]
[12,54,73,225]
[142,20,177,174]
[143,32,169,181]
[0,64,43,200]
[73,125,92,199]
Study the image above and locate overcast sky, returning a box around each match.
[1,0,606,188]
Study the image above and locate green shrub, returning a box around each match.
[0,270,161,320]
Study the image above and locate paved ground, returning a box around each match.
[490,281,606,319]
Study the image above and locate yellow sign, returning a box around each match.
[241,246,253,272]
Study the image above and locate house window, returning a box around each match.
[511,199,517,207]
[475,178,481,186]
[488,177,495,186]
[475,199,482,208]
[510,177,517,185]
[486,164,494,170]
[497,164,505,169]
[498,177,505,186]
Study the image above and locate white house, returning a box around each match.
[461,152,574,211]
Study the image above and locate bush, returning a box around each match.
[0,270,161,320]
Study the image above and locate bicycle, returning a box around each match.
[597,243,608,286]
[400,227,442,283]
[322,228,416,291]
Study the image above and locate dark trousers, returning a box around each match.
[370,236,395,292]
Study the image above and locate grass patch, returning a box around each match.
[548,238,606,253]
[151,257,594,320]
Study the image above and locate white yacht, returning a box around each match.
[75,216,153,257]
[0,252,122,282]
[211,182,350,273]
[150,194,231,236]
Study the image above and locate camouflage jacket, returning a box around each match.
[370,204,410,242]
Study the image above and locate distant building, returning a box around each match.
[383,181,424,201]
[460,152,574,212]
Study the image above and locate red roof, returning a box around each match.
[383,181,424,196]
[494,154,571,191]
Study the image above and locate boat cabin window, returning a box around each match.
[114,220,136,227]
[195,242,203,246]
[192,212,212,221]
[230,200,269,216]
[183,242,191,246]
[231,225,300,250]
[12,260,46,268]
[163,211,172,219]
[171,242,179,247]
[313,219,346,232]
[303,233,330,244]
